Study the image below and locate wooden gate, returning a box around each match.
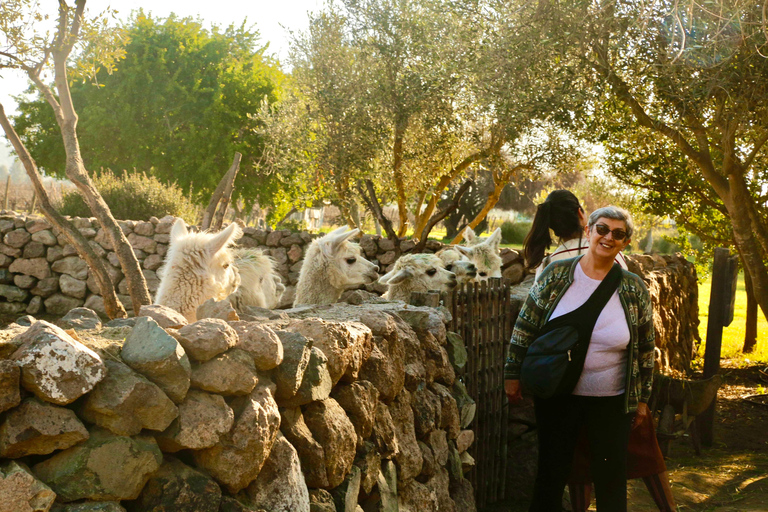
[445,277,520,508]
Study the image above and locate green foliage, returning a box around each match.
[58,171,198,223]
[11,12,285,208]
[500,220,531,245]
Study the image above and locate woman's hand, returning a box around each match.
[505,379,522,405]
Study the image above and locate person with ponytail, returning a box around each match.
[523,190,627,279]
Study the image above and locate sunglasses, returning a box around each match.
[593,223,628,241]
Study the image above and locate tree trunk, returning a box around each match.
[0,103,127,319]
[46,0,151,316]
[393,122,409,237]
[203,152,241,231]
[413,180,472,253]
[452,184,502,245]
[357,179,400,254]
[743,266,758,354]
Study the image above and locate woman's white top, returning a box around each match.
[534,237,628,280]
[548,260,630,397]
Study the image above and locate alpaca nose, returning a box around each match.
[468,263,476,271]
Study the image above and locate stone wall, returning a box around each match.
[0,298,477,511]
[0,211,527,316]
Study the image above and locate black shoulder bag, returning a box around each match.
[520,263,622,399]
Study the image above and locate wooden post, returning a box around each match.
[700,247,738,446]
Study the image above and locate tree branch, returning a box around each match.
[357,179,400,251]
[413,179,473,253]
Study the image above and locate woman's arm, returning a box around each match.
[504,277,550,380]
[636,279,656,403]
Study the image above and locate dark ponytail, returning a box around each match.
[523,190,583,271]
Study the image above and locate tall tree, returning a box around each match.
[11,12,285,208]
[0,0,149,316]
[534,0,768,322]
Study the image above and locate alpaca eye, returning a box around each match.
[445,264,453,271]
[346,257,357,265]
[223,263,230,269]
[426,269,437,276]
[479,272,487,277]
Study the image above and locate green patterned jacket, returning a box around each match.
[504,256,655,413]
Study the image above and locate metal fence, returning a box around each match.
[445,277,521,508]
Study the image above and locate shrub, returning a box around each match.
[58,171,199,223]
[501,220,531,245]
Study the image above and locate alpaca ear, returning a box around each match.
[379,268,412,285]
[485,228,502,249]
[455,245,472,257]
[207,223,243,255]
[463,227,476,243]
[170,219,188,242]
[320,228,360,257]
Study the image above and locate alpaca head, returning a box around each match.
[379,253,457,298]
[315,226,380,291]
[231,248,286,310]
[155,219,242,319]
[436,247,477,285]
[456,227,502,281]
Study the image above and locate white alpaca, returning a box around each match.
[379,253,457,302]
[455,227,503,281]
[435,247,477,285]
[229,248,285,310]
[155,220,242,322]
[294,226,380,306]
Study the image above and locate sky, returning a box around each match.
[0,0,323,165]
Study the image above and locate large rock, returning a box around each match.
[398,479,438,512]
[412,386,441,438]
[43,294,84,316]
[309,489,335,512]
[389,389,423,481]
[357,313,406,402]
[0,284,28,302]
[303,397,357,489]
[433,383,461,438]
[0,461,56,512]
[59,307,101,331]
[445,332,467,373]
[395,308,447,345]
[371,402,399,459]
[175,319,238,362]
[285,318,373,385]
[449,477,477,512]
[280,407,328,488]
[193,382,280,493]
[230,322,284,370]
[0,359,21,414]
[278,346,333,407]
[190,348,259,396]
[120,317,191,403]
[32,427,163,502]
[423,467,456,512]
[196,298,239,322]
[273,331,311,401]
[418,440,437,480]
[155,389,234,452]
[0,397,88,458]
[427,429,449,467]
[132,457,221,512]
[79,359,178,436]
[331,465,361,512]
[51,257,88,280]
[354,441,381,495]
[12,321,106,405]
[137,304,188,330]
[59,275,87,300]
[4,228,31,248]
[331,380,379,449]
[245,432,310,512]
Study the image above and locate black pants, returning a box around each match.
[529,394,634,512]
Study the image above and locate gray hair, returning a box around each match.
[588,206,634,239]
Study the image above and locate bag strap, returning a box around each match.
[575,263,622,322]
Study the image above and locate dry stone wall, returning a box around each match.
[0,211,527,316]
[0,298,477,512]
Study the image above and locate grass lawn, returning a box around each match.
[696,272,768,366]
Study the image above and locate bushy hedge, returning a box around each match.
[58,171,199,224]
[501,220,531,245]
